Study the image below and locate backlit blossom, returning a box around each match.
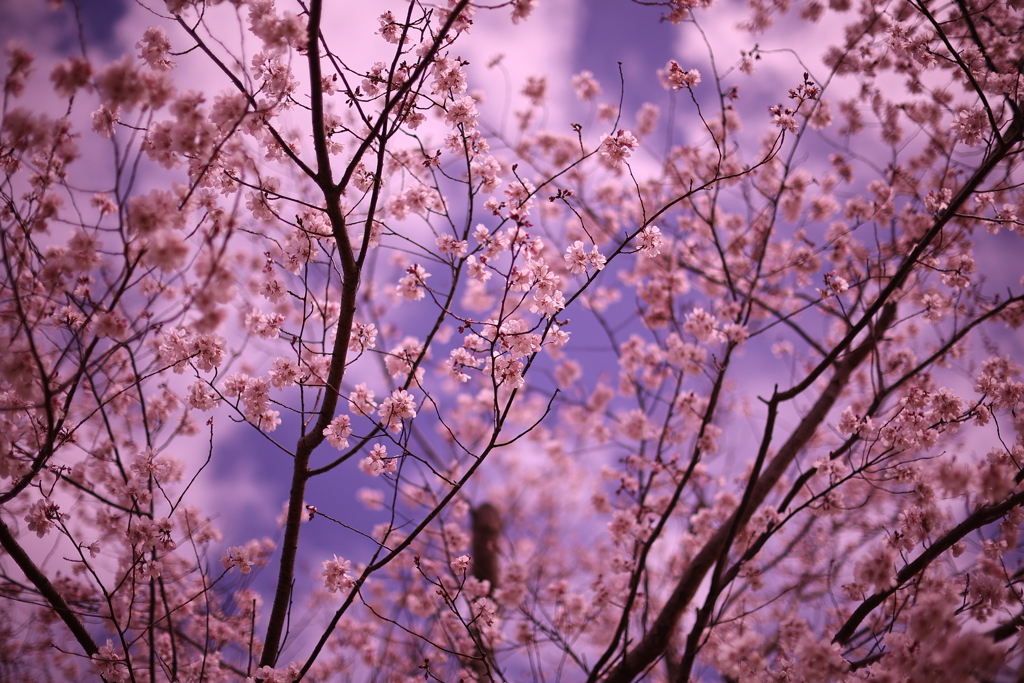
[360,443,397,476]
[571,70,601,100]
[8,1,1024,678]
[51,56,92,98]
[323,414,352,449]
[564,241,606,274]
[25,499,62,538]
[397,264,431,301]
[95,54,173,110]
[683,307,719,342]
[511,0,538,23]
[378,389,417,433]
[349,383,377,416]
[954,105,988,146]
[451,554,471,573]
[661,60,701,90]
[770,104,799,133]
[636,225,663,257]
[136,27,174,71]
[321,555,355,593]
[222,545,256,574]
[93,640,128,683]
[348,322,378,353]
[854,544,897,592]
[598,129,639,169]
[521,75,547,105]
[445,95,479,128]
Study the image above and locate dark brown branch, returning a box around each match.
[471,502,502,591]
[833,490,1024,646]
[0,517,99,659]
[602,304,896,683]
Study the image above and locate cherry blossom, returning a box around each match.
[321,555,355,593]
[661,60,701,90]
[360,443,397,476]
[598,129,639,169]
[323,414,353,449]
[4,0,1024,681]
[571,70,601,100]
[378,389,417,433]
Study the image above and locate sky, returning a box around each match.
[7,0,1023,669]
[0,0,728,643]
[0,0,718,490]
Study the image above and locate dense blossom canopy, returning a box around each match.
[1,0,1023,681]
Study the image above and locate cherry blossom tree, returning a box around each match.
[1,0,1023,681]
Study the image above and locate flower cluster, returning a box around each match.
[598,129,639,169]
[564,240,607,274]
[321,555,356,593]
[661,60,701,90]
[360,443,398,476]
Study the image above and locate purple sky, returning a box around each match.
[7,0,1023,668]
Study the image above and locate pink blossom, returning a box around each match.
[25,499,62,538]
[608,509,637,544]
[136,27,174,71]
[450,554,471,574]
[521,75,547,105]
[493,355,525,388]
[50,56,92,98]
[357,488,385,511]
[571,70,601,100]
[360,443,397,476]
[854,544,897,592]
[3,42,33,98]
[377,11,402,43]
[510,0,538,24]
[445,95,479,128]
[93,640,129,683]
[187,381,217,411]
[222,546,257,575]
[683,307,719,342]
[321,555,355,593]
[432,55,467,95]
[634,102,660,137]
[498,318,542,360]
[95,54,174,110]
[436,234,468,258]
[348,322,378,353]
[661,60,701,90]
[8,2,1024,679]
[636,225,663,257]
[378,389,417,433]
[245,308,285,339]
[770,104,799,133]
[397,264,431,301]
[598,129,639,169]
[953,105,988,146]
[323,414,352,449]
[564,241,606,274]
[385,338,424,383]
[349,383,377,416]
[794,636,849,679]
